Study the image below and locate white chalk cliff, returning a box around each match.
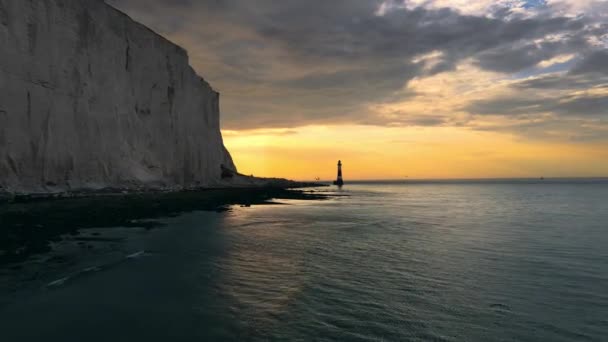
[0,0,239,194]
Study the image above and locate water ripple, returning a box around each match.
[206,183,608,341]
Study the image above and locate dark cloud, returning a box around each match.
[474,36,587,73]
[474,116,608,142]
[551,95,608,116]
[106,0,607,132]
[512,73,607,90]
[391,115,447,127]
[467,93,608,117]
[473,47,608,131]
[515,49,608,92]
[222,129,299,137]
[571,50,608,75]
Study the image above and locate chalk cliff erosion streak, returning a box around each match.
[0,0,237,193]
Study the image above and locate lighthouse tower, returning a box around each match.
[333,160,344,186]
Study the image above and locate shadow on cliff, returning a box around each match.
[0,188,328,266]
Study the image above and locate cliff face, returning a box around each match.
[0,0,236,194]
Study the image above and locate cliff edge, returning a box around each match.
[0,0,245,194]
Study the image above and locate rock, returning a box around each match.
[0,0,236,195]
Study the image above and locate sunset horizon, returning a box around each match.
[107,0,608,181]
[223,124,608,180]
[1,1,607,341]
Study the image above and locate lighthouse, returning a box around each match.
[333,160,344,186]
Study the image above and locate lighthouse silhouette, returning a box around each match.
[333,160,344,186]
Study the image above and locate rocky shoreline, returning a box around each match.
[0,175,326,204]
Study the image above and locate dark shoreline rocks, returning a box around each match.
[0,185,328,266]
[0,181,327,204]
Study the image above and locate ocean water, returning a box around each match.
[1,180,608,341]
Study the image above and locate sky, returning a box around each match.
[107,0,608,180]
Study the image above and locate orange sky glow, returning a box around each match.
[223,125,608,180]
[108,0,608,180]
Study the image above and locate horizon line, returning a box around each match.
[301,176,608,182]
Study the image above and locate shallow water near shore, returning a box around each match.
[1,180,607,341]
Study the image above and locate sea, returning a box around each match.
[0,179,607,341]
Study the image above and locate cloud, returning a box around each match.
[571,50,608,75]
[467,48,608,122]
[467,93,608,117]
[398,0,607,18]
[474,37,586,73]
[222,129,299,137]
[537,53,576,68]
[106,0,608,142]
[512,73,607,89]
